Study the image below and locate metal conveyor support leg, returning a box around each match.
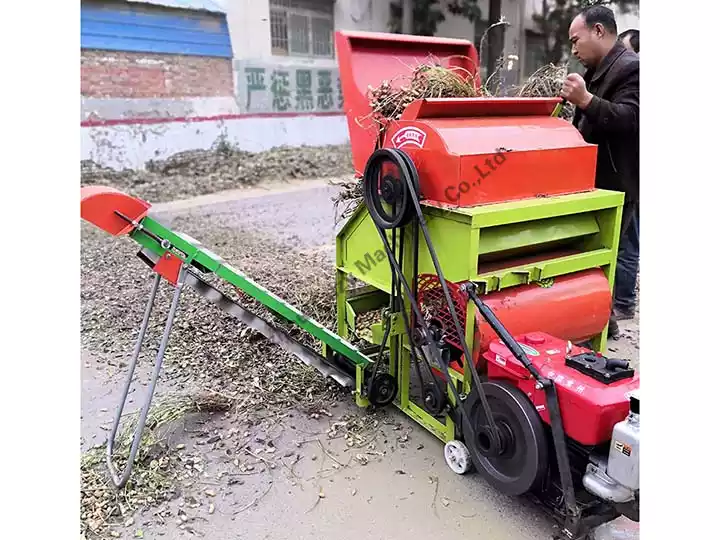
[106,267,187,489]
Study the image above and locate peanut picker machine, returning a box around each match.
[80,31,639,540]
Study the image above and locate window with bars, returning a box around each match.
[270,0,335,58]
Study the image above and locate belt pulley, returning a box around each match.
[362,148,502,455]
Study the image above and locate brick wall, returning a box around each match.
[81,50,234,99]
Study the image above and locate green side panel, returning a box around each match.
[347,285,389,314]
[473,248,613,292]
[346,301,357,332]
[371,322,385,345]
[338,190,624,290]
[415,212,473,282]
[336,208,394,293]
[476,213,600,256]
[423,189,625,227]
[403,402,451,442]
[336,270,349,342]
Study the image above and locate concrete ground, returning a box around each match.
[81,179,640,540]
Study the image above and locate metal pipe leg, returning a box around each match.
[105,273,160,481]
[106,268,187,489]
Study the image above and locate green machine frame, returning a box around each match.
[334,189,625,443]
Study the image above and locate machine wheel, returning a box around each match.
[368,373,398,407]
[461,380,549,496]
[444,440,473,475]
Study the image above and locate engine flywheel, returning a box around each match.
[461,380,549,496]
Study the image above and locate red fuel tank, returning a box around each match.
[483,332,640,446]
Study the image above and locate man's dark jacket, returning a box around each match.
[572,41,639,206]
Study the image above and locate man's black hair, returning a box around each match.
[580,5,618,35]
[618,29,639,53]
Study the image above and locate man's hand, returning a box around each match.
[561,74,593,109]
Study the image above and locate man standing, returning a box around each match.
[613,27,640,335]
[560,6,639,339]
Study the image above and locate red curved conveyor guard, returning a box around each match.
[80,185,151,236]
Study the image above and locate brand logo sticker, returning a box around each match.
[391,127,427,149]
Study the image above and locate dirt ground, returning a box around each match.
[80,179,640,540]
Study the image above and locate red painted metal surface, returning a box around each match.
[484,332,639,446]
[402,97,558,119]
[153,252,183,285]
[384,104,597,206]
[80,185,151,236]
[335,30,479,176]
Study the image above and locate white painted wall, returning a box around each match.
[334,0,391,33]
[214,0,272,59]
[81,115,349,171]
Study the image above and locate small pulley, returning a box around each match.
[368,372,398,407]
[363,149,420,229]
[423,382,447,415]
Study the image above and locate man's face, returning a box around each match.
[569,15,603,68]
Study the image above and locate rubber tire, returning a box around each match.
[461,380,549,496]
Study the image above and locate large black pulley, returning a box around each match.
[363,149,420,229]
[461,380,549,496]
[368,373,398,407]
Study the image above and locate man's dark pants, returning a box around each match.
[608,203,639,339]
[614,206,639,315]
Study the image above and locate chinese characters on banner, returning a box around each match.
[235,60,344,114]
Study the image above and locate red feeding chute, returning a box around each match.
[335,30,479,176]
[80,185,151,236]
